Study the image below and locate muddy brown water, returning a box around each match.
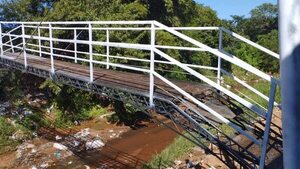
[49,122,178,169]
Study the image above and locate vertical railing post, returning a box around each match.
[38,26,41,57]
[0,23,3,57]
[88,23,93,83]
[217,27,223,85]
[149,22,155,107]
[106,29,110,69]
[74,29,77,63]
[21,23,27,68]
[9,34,14,53]
[49,23,54,74]
[259,78,277,169]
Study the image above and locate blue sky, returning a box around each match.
[195,0,277,20]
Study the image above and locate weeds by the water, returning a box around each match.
[142,135,194,169]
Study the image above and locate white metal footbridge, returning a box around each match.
[0,21,281,169]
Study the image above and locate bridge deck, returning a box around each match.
[1,52,210,100]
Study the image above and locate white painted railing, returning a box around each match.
[0,21,280,167]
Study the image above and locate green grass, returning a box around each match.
[0,117,22,154]
[142,135,195,169]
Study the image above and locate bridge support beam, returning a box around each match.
[280,0,300,168]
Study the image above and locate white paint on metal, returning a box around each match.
[49,24,54,74]
[21,24,27,68]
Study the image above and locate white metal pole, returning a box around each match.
[38,27,41,57]
[0,23,3,57]
[9,34,15,53]
[89,23,93,82]
[74,29,77,63]
[21,24,27,68]
[217,28,223,85]
[280,0,300,168]
[106,29,110,69]
[49,24,54,74]
[259,78,277,169]
[149,22,155,107]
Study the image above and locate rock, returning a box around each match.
[53,143,68,151]
[108,129,114,133]
[85,139,105,150]
[30,166,37,169]
[174,160,182,165]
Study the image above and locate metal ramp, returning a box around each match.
[0,21,281,168]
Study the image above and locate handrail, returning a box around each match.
[153,21,275,83]
[221,27,279,59]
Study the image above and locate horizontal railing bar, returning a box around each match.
[27,43,218,71]
[23,25,219,31]
[0,21,154,25]
[221,27,279,59]
[155,45,208,51]
[153,71,261,145]
[22,47,151,73]
[154,47,267,118]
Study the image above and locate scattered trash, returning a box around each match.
[85,139,105,150]
[74,128,90,138]
[54,150,62,160]
[55,135,63,141]
[53,143,68,151]
[30,166,37,169]
[47,104,54,113]
[84,165,91,169]
[174,160,182,166]
[68,161,73,165]
[31,149,37,153]
[40,163,49,168]
[186,159,194,168]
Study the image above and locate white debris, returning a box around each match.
[47,104,54,113]
[85,139,105,150]
[226,84,231,89]
[31,149,37,153]
[74,128,90,138]
[73,140,80,147]
[53,143,68,151]
[174,160,182,165]
[108,129,114,133]
[55,135,63,141]
[40,163,49,168]
[68,161,73,165]
[84,165,90,169]
[30,166,37,169]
